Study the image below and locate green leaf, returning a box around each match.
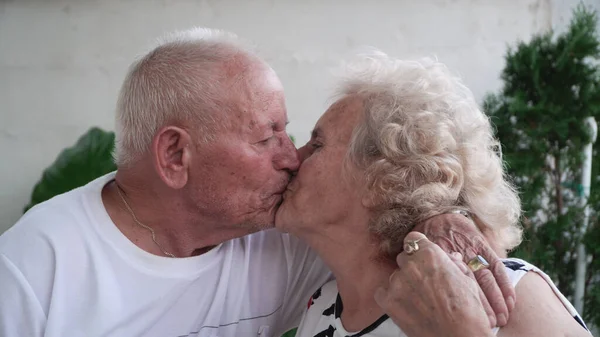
[484,2,600,326]
[24,127,117,213]
[281,328,297,337]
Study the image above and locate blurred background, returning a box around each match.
[1,0,600,332]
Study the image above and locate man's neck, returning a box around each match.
[102,170,258,258]
[300,227,396,332]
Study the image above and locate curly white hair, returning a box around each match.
[337,51,522,256]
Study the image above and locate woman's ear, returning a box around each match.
[152,125,192,189]
[361,188,377,209]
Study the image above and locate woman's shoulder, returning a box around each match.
[500,257,539,287]
[497,257,590,335]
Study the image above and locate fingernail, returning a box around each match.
[488,315,496,328]
[497,313,507,326]
[507,296,516,311]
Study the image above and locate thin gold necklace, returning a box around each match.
[115,182,177,258]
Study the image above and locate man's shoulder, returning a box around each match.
[239,229,315,260]
[238,228,298,249]
[0,173,114,256]
[229,229,327,280]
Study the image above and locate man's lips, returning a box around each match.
[271,186,288,199]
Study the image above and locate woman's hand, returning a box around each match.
[413,213,515,327]
[375,232,494,337]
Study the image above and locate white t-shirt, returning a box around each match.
[295,258,589,337]
[0,172,332,337]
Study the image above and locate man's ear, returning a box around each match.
[152,125,192,189]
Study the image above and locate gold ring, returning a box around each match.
[404,238,425,255]
[467,255,490,272]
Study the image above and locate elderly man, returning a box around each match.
[0,28,512,337]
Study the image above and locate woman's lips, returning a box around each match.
[282,186,295,199]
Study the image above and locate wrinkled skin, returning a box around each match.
[375,231,495,337]
[412,215,515,328]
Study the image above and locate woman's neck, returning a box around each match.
[301,228,397,332]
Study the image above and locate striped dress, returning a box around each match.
[295,258,590,337]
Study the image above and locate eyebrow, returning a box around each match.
[267,120,289,130]
[311,127,322,139]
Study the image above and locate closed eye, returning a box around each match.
[258,135,274,144]
[309,142,322,150]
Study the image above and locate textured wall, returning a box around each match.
[0,0,559,232]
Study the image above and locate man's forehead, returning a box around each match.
[261,66,284,91]
[231,89,287,130]
[248,113,288,130]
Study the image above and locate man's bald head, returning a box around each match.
[114,27,276,167]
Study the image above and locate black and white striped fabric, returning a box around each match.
[295,258,590,337]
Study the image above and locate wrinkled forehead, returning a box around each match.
[221,60,286,121]
[222,55,283,93]
[316,95,365,142]
[259,66,284,92]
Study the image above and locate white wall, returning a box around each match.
[0,0,563,232]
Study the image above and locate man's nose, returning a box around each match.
[273,134,300,171]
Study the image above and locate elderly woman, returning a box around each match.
[276,53,590,336]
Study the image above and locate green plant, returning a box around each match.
[281,328,297,337]
[483,3,600,326]
[24,127,117,212]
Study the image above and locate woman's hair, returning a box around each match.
[336,50,522,257]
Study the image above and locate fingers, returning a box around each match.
[473,264,509,327]
[403,231,428,245]
[449,251,463,260]
[490,258,516,312]
[448,252,467,274]
[466,238,514,327]
[476,243,516,314]
[397,231,433,266]
[374,286,389,310]
[487,255,516,313]
[450,252,497,328]
[477,282,498,328]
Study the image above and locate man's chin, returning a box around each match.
[255,211,277,230]
[242,220,274,233]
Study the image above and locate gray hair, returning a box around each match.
[113,27,259,167]
[338,51,522,257]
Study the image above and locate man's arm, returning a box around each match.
[0,253,46,336]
